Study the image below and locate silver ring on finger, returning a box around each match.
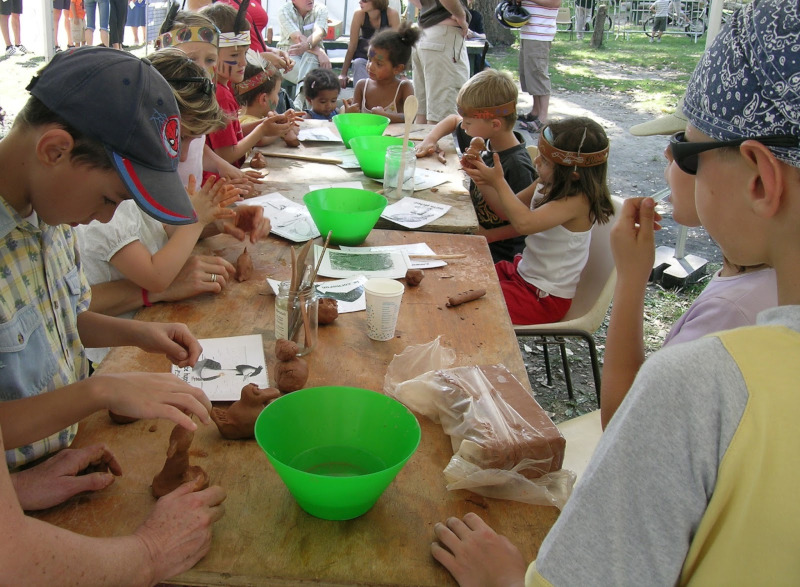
[210,273,218,283]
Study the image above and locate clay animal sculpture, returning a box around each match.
[249,151,267,169]
[211,383,281,440]
[460,137,485,169]
[151,424,210,498]
[236,247,254,282]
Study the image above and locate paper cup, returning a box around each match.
[364,278,405,341]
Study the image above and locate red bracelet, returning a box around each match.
[141,288,152,307]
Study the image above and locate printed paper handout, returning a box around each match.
[297,127,341,142]
[340,243,446,269]
[313,245,411,279]
[235,192,319,242]
[172,334,268,401]
[267,275,368,313]
[381,197,451,229]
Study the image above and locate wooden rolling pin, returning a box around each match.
[259,152,342,165]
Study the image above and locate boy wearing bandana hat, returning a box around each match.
[429,0,800,584]
[0,46,226,583]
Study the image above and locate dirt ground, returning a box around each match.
[0,49,719,423]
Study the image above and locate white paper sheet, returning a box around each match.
[313,245,411,279]
[308,181,365,191]
[235,192,319,242]
[297,127,341,142]
[380,197,452,229]
[374,167,450,191]
[340,243,446,269]
[171,334,268,401]
[267,275,368,313]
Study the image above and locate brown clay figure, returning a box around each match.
[317,297,339,324]
[446,288,487,307]
[275,358,309,393]
[151,424,210,498]
[275,338,299,361]
[211,383,281,440]
[235,247,254,282]
[282,128,300,148]
[249,151,268,169]
[405,269,424,287]
[460,137,485,169]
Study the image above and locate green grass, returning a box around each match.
[487,31,705,112]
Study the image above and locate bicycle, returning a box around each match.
[571,5,614,35]
[643,3,706,39]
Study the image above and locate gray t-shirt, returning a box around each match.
[534,306,800,585]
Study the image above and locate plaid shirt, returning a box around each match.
[0,196,91,468]
[277,1,328,50]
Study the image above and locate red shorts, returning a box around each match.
[495,257,572,325]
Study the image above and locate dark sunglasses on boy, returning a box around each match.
[166,76,215,97]
[669,131,799,175]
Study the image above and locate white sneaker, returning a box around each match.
[657,37,662,43]
[649,37,654,43]
[5,45,16,56]
[15,45,29,54]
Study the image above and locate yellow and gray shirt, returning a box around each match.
[0,196,91,469]
[529,306,800,585]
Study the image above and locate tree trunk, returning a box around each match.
[590,4,607,48]
[474,0,516,46]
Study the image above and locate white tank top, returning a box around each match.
[516,185,592,299]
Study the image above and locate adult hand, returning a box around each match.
[431,513,527,587]
[610,197,662,285]
[219,205,271,243]
[131,321,203,368]
[92,372,213,428]
[456,15,469,38]
[134,482,227,584]
[317,50,331,69]
[287,37,308,57]
[11,444,122,511]
[262,48,293,71]
[152,255,235,303]
[338,73,348,89]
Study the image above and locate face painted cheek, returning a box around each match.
[220,59,238,78]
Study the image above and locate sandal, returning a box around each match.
[518,112,540,124]
[519,118,544,133]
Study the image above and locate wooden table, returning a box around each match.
[33,231,558,586]
[251,120,478,235]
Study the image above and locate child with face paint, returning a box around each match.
[302,68,341,121]
[201,1,290,166]
[343,22,420,124]
[236,58,302,147]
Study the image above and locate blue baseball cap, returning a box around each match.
[26,46,197,224]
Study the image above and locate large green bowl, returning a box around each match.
[333,113,391,148]
[349,135,404,179]
[255,386,421,520]
[303,187,387,246]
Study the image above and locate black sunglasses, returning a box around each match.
[669,131,799,175]
[166,76,214,97]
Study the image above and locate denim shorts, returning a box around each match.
[85,0,110,31]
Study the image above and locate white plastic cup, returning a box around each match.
[383,145,416,202]
[364,278,405,341]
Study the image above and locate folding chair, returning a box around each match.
[556,7,574,40]
[514,196,622,404]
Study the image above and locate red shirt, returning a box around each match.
[206,82,245,168]
[217,0,269,52]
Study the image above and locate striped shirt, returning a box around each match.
[519,1,559,41]
[0,196,91,468]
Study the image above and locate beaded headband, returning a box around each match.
[156,26,219,49]
[538,126,609,168]
[219,31,251,48]
[457,99,517,120]
[236,67,277,94]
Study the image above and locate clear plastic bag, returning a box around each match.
[384,337,575,510]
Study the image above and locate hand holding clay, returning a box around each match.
[128,321,202,368]
[460,137,485,170]
[11,443,122,511]
[134,481,227,584]
[211,383,280,440]
[151,425,210,498]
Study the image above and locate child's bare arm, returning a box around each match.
[477,224,522,243]
[415,114,460,157]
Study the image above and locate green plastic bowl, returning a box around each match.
[349,135,404,179]
[255,386,421,520]
[333,113,391,148]
[303,187,387,246]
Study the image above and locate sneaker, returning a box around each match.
[15,45,29,54]
[649,37,654,43]
[54,45,62,52]
[5,45,16,56]
[657,37,662,43]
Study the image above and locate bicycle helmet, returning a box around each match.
[494,0,530,29]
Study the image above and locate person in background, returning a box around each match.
[649,0,671,43]
[339,0,400,89]
[84,0,110,46]
[70,0,86,46]
[108,0,127,49]
[574,0,594,40]
[277,0,330,101]
[466,0,485,39]
[302,67,341,120]
[237,57,301,144]
[0,0,27,56]
[126,0,146,46]
[216,0,294,72]
[53,0,74,51]
[409,0,470,124]
[517,0,560,132]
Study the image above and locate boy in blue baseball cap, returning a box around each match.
[0,46,226,583]
[430,1,800,584]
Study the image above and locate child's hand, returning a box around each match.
[415,138,438,158]
[462,152,504,187]
[610,197,663,285]
[342,98,360,113]
[371,106,387,115]
[187,175,239,226]
[218,205,272,244]
[257,113,294,139]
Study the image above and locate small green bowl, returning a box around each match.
[349,135,404,179]
[333,113,391,148]
[303,187,387,246]
[255,386,421,520]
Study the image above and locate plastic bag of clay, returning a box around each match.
[384,341,575,509]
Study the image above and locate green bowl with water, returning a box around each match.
[349,135,404,179]
[255,386,421,520]
[333,112,391,148]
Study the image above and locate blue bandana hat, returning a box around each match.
[682,0,800,168]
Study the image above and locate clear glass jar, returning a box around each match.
[275,280,319,356]
[384,145,416,201]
